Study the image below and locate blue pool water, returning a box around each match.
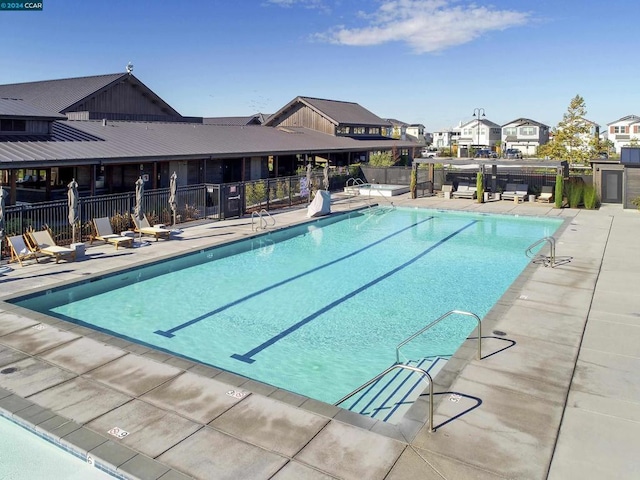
[13,207,562,404]
[0,415,114,479]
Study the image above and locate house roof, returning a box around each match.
[607,114,640,126]
[0,119,419,167]
[502,117,549,128]
[0,98,66,120]
[0,73,182,117]
[459,118,501,129]
[265,96,389,127]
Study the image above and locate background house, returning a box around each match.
[606,115,640,153]
[501,118,550,156]
[457,118,501,157]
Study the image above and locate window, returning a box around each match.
[353,127,365,135]
[463,128,473,135]
[503,127,517,136]
[0,119,27,132]
[520,126,536,136]
[368,127,380,135]
[613,126,628,134]
[336,126,350,135]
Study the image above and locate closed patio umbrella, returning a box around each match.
[67,179,79,244]
[169,171,177,226]
[0,185,7,263]
[306,163,312,205]
[323,163,329,191]
[134,177,144,242]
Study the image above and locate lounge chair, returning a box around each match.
[91,217,134,249]
[130,214,171,241]
[439,184,454,198]
[502,183,528,202]
[26,229,76,263]
[7,234,39,266]
[451,182,477,199]
[536,185,554,203]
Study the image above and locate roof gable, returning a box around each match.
[607,114,640,126]
[502,117,549,128]
[0,73,182,118]
[265,96,388,127]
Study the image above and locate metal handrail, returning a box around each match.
[251,209,276,231]
[525,236,556,267]
[396,310,482,363]
[345,177,365,187]
[334,363,435,433]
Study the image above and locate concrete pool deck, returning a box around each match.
[0,193,638,479]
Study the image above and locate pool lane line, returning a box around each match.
[154,215,436,338]
[231,220,477,364]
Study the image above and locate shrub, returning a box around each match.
[631,196,640,210]
[567,181,584,208]
[583,185,599,209]
[476,172,484,203]
[554,175,564,208]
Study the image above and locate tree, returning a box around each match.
[540,95,594,165]
[368,151,394,167]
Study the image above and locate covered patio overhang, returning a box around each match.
[411,158,569,195]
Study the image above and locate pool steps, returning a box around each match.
[343,355,450,424]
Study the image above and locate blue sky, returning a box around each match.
[1,0,637,131]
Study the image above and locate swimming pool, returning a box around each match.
[0,414,114,479]
[12,207,562,420]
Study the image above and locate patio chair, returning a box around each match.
[26,229,76,263]
[451,182,477,199]
[439,184,454,198]
[501,183,528,202]
[91,217,134,250]
[536,185,554,203]
[7,234,39,266]
[130,213,171,241]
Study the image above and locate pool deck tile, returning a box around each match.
[156,426,289,480]
[1,195,639,479]
[209,393,330,457]
[140,371,245,424]
[84,353,183,397]
[86,399,202,458]
[28,376,132,423]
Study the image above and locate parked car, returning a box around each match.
[421,148,438,158]
[505,149,523,159]
[474,149,497,158]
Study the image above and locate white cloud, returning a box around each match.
[317,0,531,53]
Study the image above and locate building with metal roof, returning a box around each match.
[0,72,419,204]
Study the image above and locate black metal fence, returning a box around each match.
[0,173,325,256]
[2,183,218,250]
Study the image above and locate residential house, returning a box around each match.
[385,118,407,139]
[405,124,428,145]
[606,115,640,153]
[457,118,501,157]
[432,127,461,154]
[501,118,550,156]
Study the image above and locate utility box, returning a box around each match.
[621,147,640,164]
[71,243,85,258]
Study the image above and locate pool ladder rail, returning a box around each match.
[251,209,276,231]
[335,310,483,432]
[526,236,572,267]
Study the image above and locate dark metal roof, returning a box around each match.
[0,120,420,166]
[0,98,66,119]
[265,96,389,127]
[203,115,264,126]
[0,73,183,118]
[0,73,127,114]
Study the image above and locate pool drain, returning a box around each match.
[492,330,507,336]
[1,367,17,374]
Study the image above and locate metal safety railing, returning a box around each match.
[334,363,436,433]
[396,310,482,363]
[526,236,556,267]
[251,209,276,231]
